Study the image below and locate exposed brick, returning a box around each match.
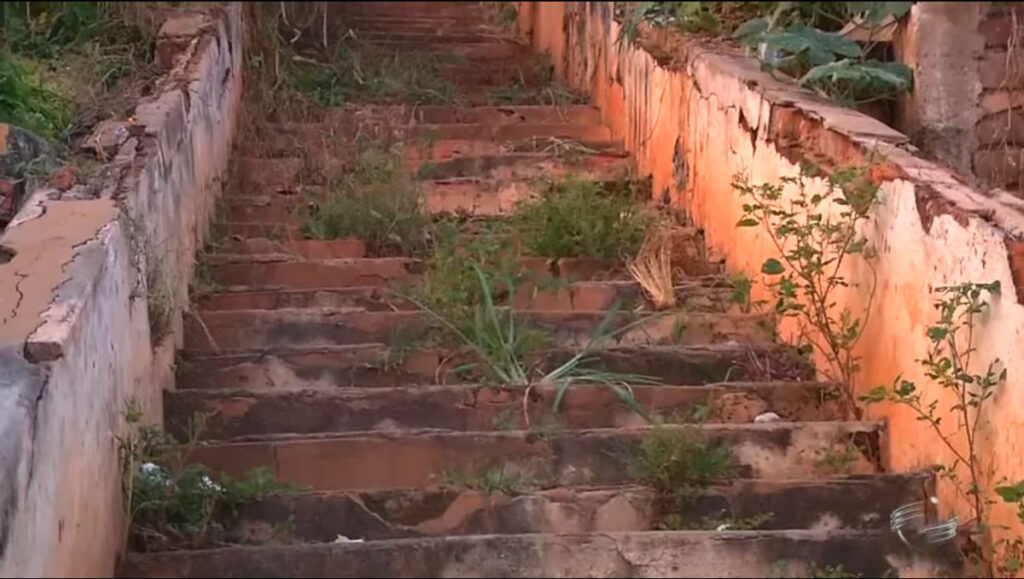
[980,90,1024,115]
[980,15,1016,47]
[974,147,1024,186]
[49,165,76,192]
[980,51,1024,89]
[977,110,1024,145]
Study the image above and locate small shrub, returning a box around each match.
[514,175,651,261]
[734,164,879,412]
[440,464,533,495]
[301,144,430,257]
[117,403,296,552]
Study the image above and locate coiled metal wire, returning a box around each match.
[890,496,959,548]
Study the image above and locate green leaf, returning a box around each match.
[799,59,912,94]
[996,481,1024,503]
[761,258,785,275]
[859,386,888,404]
[733,16,770,41]
[736,217,760,227]
[926,326,948,342]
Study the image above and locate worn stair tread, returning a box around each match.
[120,528,948,578]
[183,308,777,351]
[174,343,816,389]
[184,422,884,491]
[164,380,850,438]
[195,278,734,313]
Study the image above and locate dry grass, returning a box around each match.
[627,228,676,310]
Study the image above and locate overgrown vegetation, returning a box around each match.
[300,143,431,257]
[733,164,879,414]
[617,2,914,106]
[1,2,163,143]
[118,402,296,553]
[288,41,464,107]
[860,282,1024,577]
[514,175,653,261]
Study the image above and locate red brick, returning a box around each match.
[979,51,1024,89]
[1006,240,1024,304]
[979,15,1016,48]
[977,110,1024,145]
[980,90,1024,115]
[49,165,76,191]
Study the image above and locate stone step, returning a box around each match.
[121,528,948,578]
[165,381,849,439]
[151,474,936,546]
[195,278,733,313]
[204,257,421,290]
[324,104,603,126]
[356,31,509,45]
[226,153,633,204]
[186,422,884,491]
[183,308,776,352]
[174,344,815,391]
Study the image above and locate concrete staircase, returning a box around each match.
[121,3,947,577]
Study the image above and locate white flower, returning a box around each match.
[200,475,223,493]
[140,462,162,475]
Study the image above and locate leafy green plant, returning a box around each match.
[617,1,725,42]
[733,2,913,105]
[0,55,72,139]
[734,164,878,412]
[860,281,1023,577]
[514,175,652,261]
[301,144,431,257]
[117,402,296,553]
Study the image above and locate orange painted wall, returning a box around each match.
[518,0,1024,548]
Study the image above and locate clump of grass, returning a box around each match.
[288,40,464,106]
[513,175,652,261]
[440,464,533,495]
[0,56,73,140]
[398,264,660,419]
[301,144,430,257]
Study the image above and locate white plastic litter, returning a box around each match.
[753,412,781,423]
[334,535,365,544]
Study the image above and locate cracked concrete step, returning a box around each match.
[195,278,734,313]
[163,474,936,544]
[121,528,950,578]
[165,381,850,439]
[182,308,776,352]
[174,344,816,391]
[185,422,885,491]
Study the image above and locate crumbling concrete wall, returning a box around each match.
[0,4,243,576]
[518,0,1024,541]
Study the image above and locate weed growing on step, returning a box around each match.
[288,40,464,106]
[514,175,652,261]
[399,264,659,420]
[301,143,431,257]
[627,228,677,311]
[734,164,878,413]
[440,464,533,495]
[812,440,860,476]
[859,281,1024,577]
[623,407,737,530]
[117,402,297,553]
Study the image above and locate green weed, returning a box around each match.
[514,175,652,261]
[300,144,431,257]
[288,41,463,106]
[117,402,297,553]
[440,464,533,495]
